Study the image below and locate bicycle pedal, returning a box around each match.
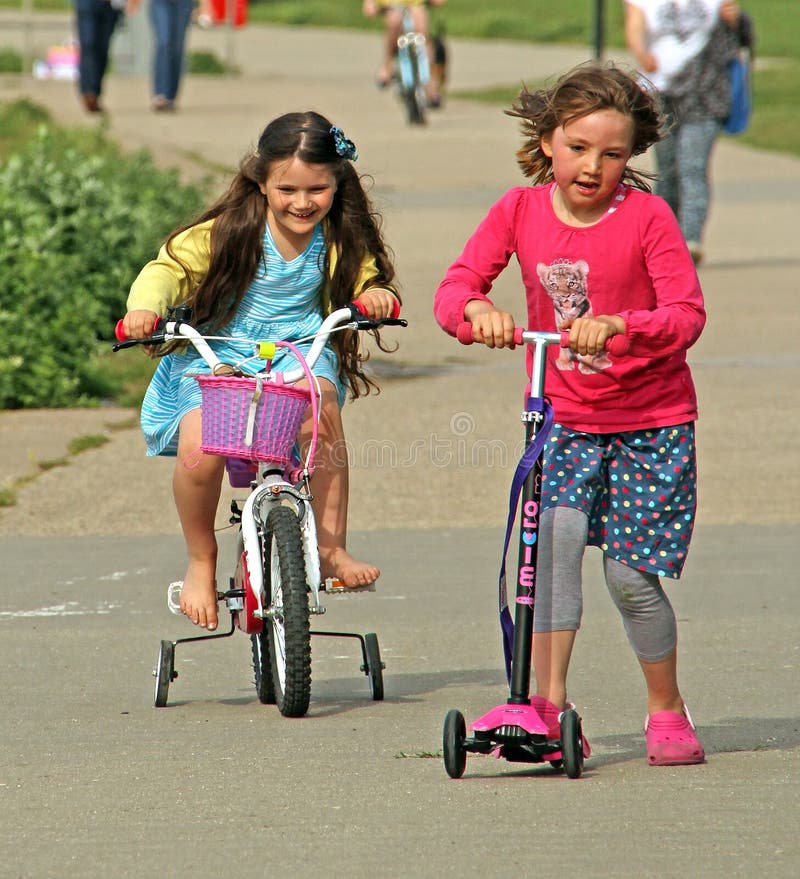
[323,578,376,595]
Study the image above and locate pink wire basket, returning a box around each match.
[195,374,311,463]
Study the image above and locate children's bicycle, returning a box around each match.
[395,4,431,125]
[114,302,406,716]
[442,323,629,779]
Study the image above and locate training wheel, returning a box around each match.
[559,708,584,779]
[443,709,467,779]
[363,632,385,701]
[154,640,176,708]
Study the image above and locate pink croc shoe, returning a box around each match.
[531,696,592,758]
[645,706,705,766]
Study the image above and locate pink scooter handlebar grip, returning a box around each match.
[456,322,477,345]
[457,322,631,355]
[604,333,631,357]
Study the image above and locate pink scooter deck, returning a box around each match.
[469,702,551,736]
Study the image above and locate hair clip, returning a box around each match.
[330,126,358,161]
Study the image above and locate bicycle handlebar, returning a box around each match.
[455,322,630,357]
[114,300,406,384]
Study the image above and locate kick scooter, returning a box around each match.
[442,323,629,778]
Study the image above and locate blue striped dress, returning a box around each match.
[140,223,343,457]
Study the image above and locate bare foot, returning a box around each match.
[321,547,380,589]
[179,559,218,630]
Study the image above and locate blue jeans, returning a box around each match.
[654,109,722,244]
[75,0,121,97]
[150,0,194,101]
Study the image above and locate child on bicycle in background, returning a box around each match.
[434,63,707,766]
[122,111,400,632]
[362,0,447,107]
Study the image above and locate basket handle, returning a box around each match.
[244,374,263,447]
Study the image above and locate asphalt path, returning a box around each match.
[1,15,799,879]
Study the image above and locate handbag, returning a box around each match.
[724,51,751,135]
[724,12,754,135]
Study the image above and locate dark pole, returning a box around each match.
[593,0,606,60]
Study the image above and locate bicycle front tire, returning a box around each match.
[399,42,426,125]
[263,504,311,717]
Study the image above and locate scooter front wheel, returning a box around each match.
[443,709,467,778]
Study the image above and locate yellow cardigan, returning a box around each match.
[128,218,386,316]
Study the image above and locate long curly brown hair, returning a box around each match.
[162,111,398,399]
[506,62,664,192]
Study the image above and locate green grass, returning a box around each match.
[0,46,23,73]
[67,434,110,455]
[0,97,50,155]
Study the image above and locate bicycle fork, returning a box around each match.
[238,476,325,623]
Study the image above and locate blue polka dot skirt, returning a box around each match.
[541,423,697,579]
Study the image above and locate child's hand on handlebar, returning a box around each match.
[123,309,161,340]
[355,287,400,320]
[560,315,626,357]
[462,303,517,349]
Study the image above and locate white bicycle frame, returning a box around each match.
[160,306,362,620]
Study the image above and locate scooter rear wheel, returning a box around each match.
[443,709,467,778]
[560,708,584,779]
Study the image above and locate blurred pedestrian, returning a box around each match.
[624,0,746,264]
[149,0,194,111]
[75,0,139,113]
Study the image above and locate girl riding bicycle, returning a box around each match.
[122,111,400,632]
[363,0,447,106]
[434,63,707,765]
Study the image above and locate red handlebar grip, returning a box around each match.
[352,297,401,320]
[115,317,165,342]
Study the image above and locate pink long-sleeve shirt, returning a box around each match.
[434,184,706,433]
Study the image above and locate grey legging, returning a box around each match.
[654,111,721,244]
[532,506,678,662]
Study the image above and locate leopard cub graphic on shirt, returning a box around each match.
[537,258,612,374]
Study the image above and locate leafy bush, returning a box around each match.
[0,118,206,408]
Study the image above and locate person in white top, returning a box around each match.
[624,0,745,264]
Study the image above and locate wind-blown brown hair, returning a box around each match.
[163,111,398,399]
[506,62,664,192]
